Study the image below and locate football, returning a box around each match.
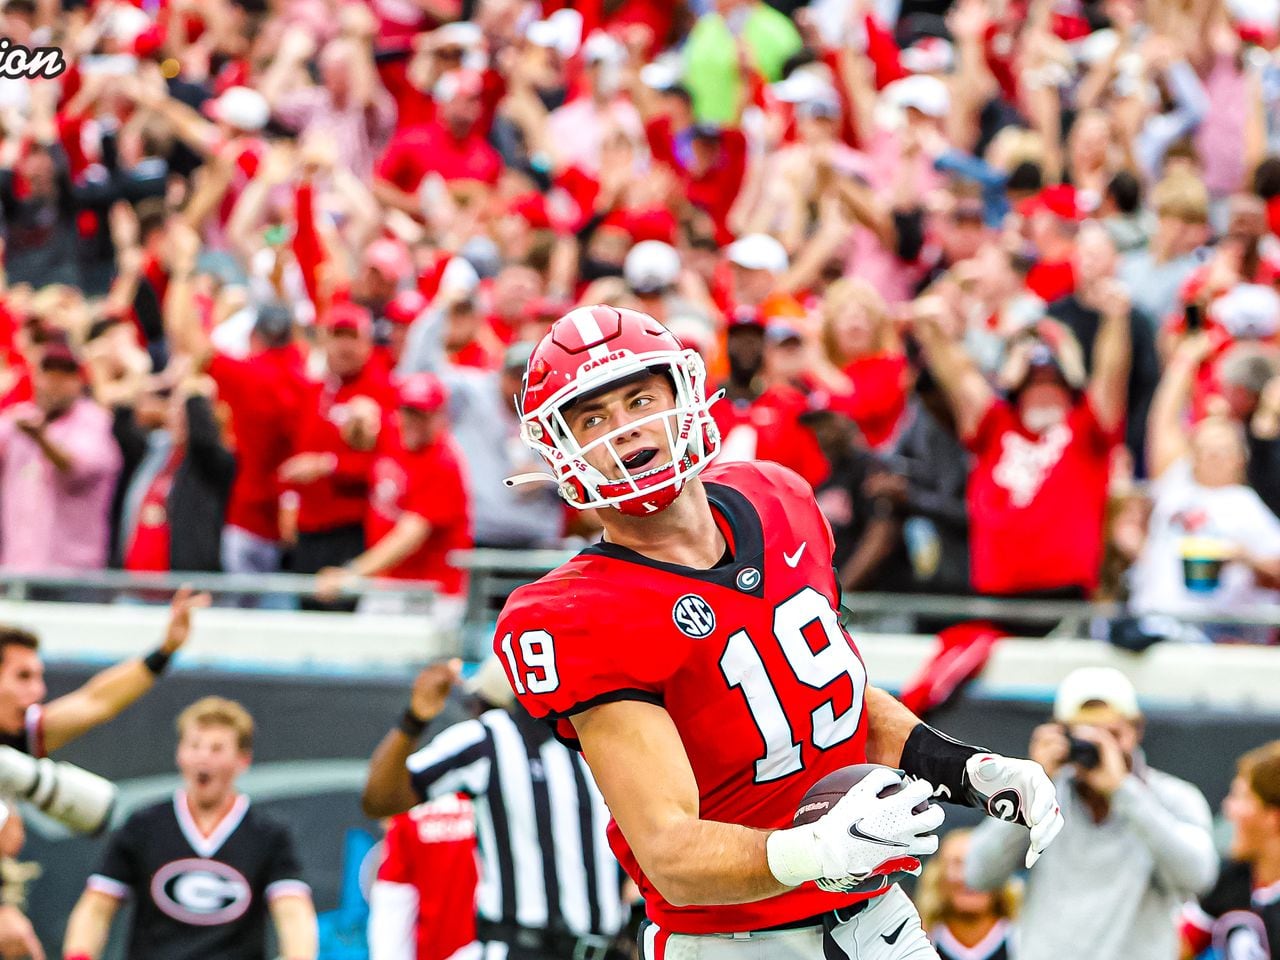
[793,763,927,826]
[793,764,927,895]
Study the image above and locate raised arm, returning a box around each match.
[912,295,995,440]
[362,660,464,818]
[41,589,209,752]
[1086,279,1133,434]
[1146,333,1213,479]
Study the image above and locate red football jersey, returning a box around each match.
[494,460,881,935]
[374,796,479,960]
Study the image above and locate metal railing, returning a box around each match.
[1,570,438,602]
[3,554,1278,639]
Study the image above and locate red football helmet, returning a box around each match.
[506,304,722,516]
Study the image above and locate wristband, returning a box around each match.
[143,648,173,677]
[398,708,428,739]
[900,723,986,806]
[765,826,823,887]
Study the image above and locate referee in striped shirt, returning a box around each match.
[364,657,628,959]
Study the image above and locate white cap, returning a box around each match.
[208,86,270,132]
[439,255,480,297]
[640,58,682,90]
[525,7,582,59]
[435,21,483,48]
[885,74,950,118]
[1213,283,1280,340]
[771,65,838,104]
[465,657,515,710]
[1053,667,1141,722]
[900,37,954,74]
[582,30,625,65]
[624,240,681,293]
[726,233,789,273]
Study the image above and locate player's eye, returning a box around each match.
[581,414,604,430]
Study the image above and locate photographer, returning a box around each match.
[966,667,1217,960]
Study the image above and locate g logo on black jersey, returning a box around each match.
[151,858,252,925]
[672,594,716,639]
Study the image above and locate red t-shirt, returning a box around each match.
[823,353,908,451]
[123,446,184,572]
[375,122,503,193]
[208,346,311,541]
[496,460,888,934]
[1025,259,1076,303]
[711,385,830,489]
[966,398,1117,595]
[376,796,478,960]
[366,428,472,594]
[643,116,747,242]
[289,363,396,534]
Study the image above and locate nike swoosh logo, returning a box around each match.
[783,543,806,567]
[882,919,909,945]
[847,820,909,848]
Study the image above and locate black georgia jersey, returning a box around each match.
[86,790,309,960]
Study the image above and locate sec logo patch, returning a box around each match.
[672,594,716,639]
[151,858,252,926]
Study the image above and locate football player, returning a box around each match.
[62,697,317,960]
[495,305,1064,959]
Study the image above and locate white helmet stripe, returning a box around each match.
[567,307,615,362]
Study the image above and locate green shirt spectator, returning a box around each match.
[683,1,802,124]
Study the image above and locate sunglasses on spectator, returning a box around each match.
[435,46,465,61]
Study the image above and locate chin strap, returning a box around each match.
[503,472,556,489]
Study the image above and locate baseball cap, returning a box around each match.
[397,372,449,413]
[434,21,483,49]
[726,234,789,274]
[503,341,536,373]
[766,319,804,344]
[884,75,950,118]
[322,301,373,336]
[582,30,624,65]
[1053,667,1142,723]
[253,302,294,349]
[900,36,954,74]
[728,305,766,330]
[203,86,270,132]
[1017,184,1083,221]
[363,238,413,285]
[1213,283,1280,340]
[624,241,681,294]
[384,289,428,327]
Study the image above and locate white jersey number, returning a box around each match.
[718,587,868,783]
[500,629,560,695]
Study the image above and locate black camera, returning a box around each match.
[1065,731,1101,770]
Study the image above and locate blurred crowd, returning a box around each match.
[2,0,1280,634]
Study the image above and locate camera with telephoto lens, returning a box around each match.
[1064,728,1101,770]
[0,746,117,835]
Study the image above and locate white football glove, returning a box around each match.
[963,753,1064,867]
[767,768,946,888]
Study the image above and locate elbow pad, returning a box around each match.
[0,746,117,835]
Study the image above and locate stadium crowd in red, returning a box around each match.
[1,0,1280,635]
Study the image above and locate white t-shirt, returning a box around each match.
[1130,458,1280,615]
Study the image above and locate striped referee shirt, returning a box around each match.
[406,706,625,939]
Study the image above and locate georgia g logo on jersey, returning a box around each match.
[151,858,252,925]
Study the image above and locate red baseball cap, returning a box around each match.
[384,289,428,327]
[322,301,373,336]
[363,238,414,285]
[1017,184,1082,221]
[397,373,449,413]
